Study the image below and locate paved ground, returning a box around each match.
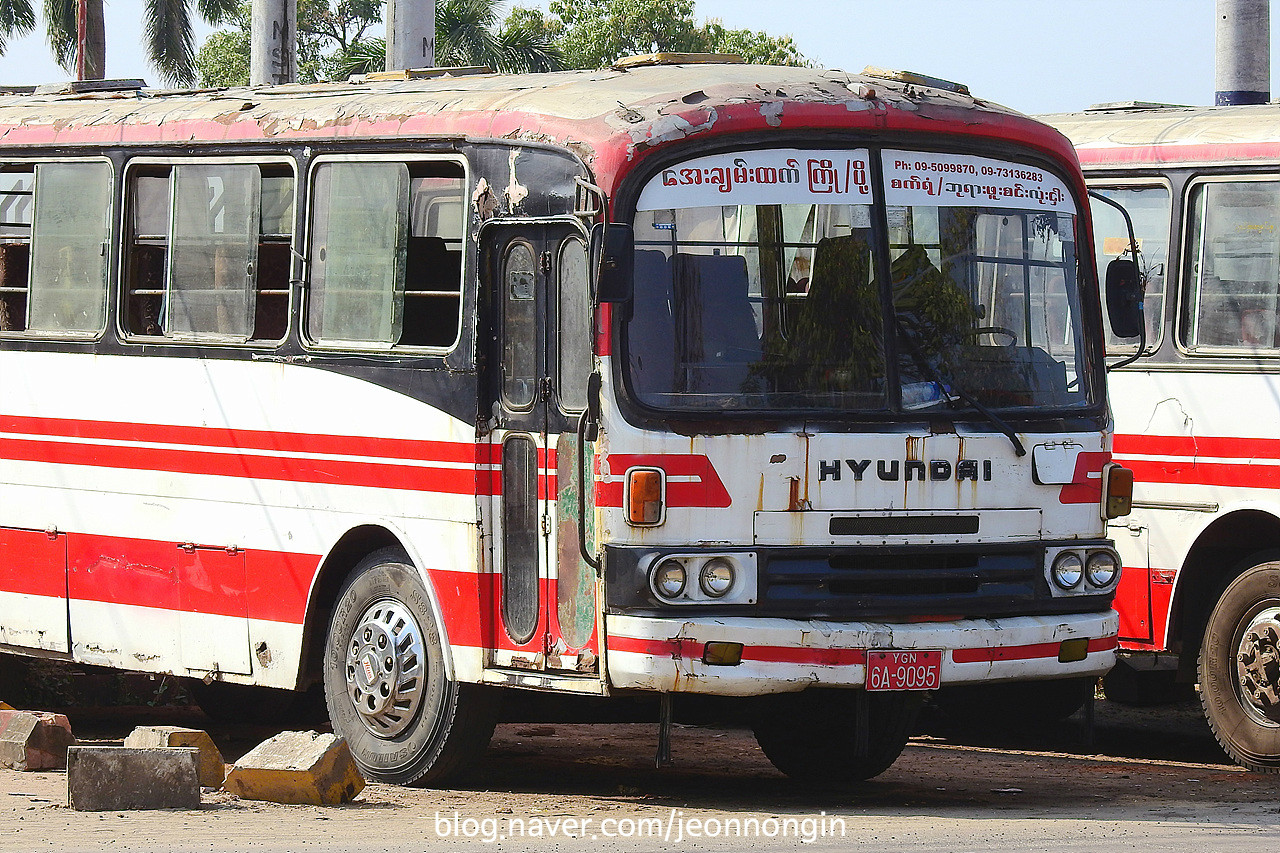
[1,694,1278,852]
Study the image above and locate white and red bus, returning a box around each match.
[1050,102,1280,772]
[0,58,1126,785]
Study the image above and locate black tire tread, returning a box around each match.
[753,690,921,784]
[1199,560,1280,774]
[324,547,498,787]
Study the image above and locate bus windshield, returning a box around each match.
[626,148,1094,416]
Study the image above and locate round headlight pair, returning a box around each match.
[1051,550,1119,590]
[652,557,735,600]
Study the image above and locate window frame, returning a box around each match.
[1084,177,1174,357]
[1176,174,1280,359]
[0,156,115,342]
[555,233,592,413]
[301,152,469,355]
[117,154,298,347]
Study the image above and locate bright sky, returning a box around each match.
[0,0,1268,114]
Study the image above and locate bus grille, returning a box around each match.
[759,549,1041,619]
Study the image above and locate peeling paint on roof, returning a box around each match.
[0,63,1074,202]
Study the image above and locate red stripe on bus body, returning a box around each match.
[1114,433,1280,461]
[1077,141,1280,167]
[0,436,481,494]
[950,635,1117,664]
[595,454,732,509]
[1058,451,1110,504]
[606,635,867,666]
[1,535,493,637]
[0,413,480,465]
[1123,458,1280,491]
[58,533,321,624]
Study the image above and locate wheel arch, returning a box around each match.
[1169,507,1280,676]
[295,524,456,691]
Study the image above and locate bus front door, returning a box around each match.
[485,223,600,680]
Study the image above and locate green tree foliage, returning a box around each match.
[521,0,806,70]
[0,0,35,55]
[197,0,564,86]
[38,0,239,84]
[196,0,376,86]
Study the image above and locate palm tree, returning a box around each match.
[330,0,564,78]
[0,0,36,56]
[2,0,238,84]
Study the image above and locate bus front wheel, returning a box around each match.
[752,689,922,783]
[323,548,498,786]
[1201,561,1280,773]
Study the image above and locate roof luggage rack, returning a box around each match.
[33,79,147,95]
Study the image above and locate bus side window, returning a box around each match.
[0,168,34,332]
[308,159,464,350]
[255,172,294,340]
[125,163,293,343]
[126,171,169,336]
[1184,180,1280,352]
[402,171,464,348]
[27,162,113,336]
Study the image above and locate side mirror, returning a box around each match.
[1105,258,1143,339]
[590,223,634,303]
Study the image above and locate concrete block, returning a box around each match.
[124,726,225,788]
[0,710,75,770]
[222,730,364,806]
[67,746,200,811]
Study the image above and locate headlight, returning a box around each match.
[1086,551,1119,588]
[1052,552,1084,590]
[699,558,735,597]
[652,559,687,599]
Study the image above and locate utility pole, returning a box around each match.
[76,0,87,80]
[386,0,436,72]
[250,0,298,85]
[1216,0,1270,105]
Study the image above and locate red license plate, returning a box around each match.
[866,649,942,691]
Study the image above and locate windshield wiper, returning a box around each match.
[895,321,1027,458]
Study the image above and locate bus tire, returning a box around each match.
[323,548,498,786]
[1200,561,1280,773]
[752,689,921,784]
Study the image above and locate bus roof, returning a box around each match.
[0,62,1078,194]
[1044,102,1280,168]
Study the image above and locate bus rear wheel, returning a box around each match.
[323,548,498,786]
[1200,561,1280,773]
[752,689,922,784]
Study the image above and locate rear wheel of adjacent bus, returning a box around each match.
[1200,560,1280,773]
[323,548,499,786]
[752,689,923,784]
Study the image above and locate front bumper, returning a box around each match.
[605,611,1118,696]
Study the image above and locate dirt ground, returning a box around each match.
[1,694,1278,852]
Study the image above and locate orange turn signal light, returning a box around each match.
[626,467,665,526]
[1058,638,1089,663]
[702,641,743,666]
[1103,463,1134,519]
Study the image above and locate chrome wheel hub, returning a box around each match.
[345,598,426,737]
[1237,607,1280,723]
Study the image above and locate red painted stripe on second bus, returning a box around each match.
[1115,433,1280,460]
[1115,433,1280,491]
